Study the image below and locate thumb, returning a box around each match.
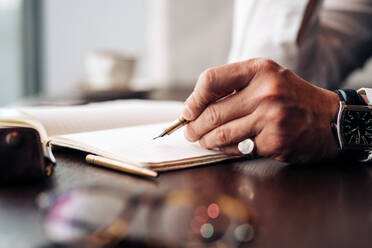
[182,60,257,121]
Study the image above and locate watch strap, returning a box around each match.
[334,89,367,106]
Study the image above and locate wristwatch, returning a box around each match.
[333,89,372,161]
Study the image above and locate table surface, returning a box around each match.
[1,89,372,248]
[0,150,371,248]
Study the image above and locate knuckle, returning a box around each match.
[278,67,292,80]
[254,64,294,102]
[215,127,232,146]
[255,58,279,72]
[192,90,208,110]
[258,79,285,103]
[205,104,221,126]
[270,105,307,128]
[263,82,283,99]
[259,91,287,115]
[267,75,286,92]
[200,68,217,90]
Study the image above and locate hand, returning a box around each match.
[182,58,340,163]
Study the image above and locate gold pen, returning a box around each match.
[153,116,189,140]
[86,154,158,177]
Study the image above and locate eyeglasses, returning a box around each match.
[37,185,257,247]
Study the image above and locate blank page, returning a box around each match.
[51,122,225,166]
[17,100,183,136]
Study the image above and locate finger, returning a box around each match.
[219,145,241,156]
[182,60,259,121]
[219,140,257,156]
[184,86,258,142]
[254,127,281,159]
[198,112,262,149]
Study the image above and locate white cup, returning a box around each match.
[85,50,136,90]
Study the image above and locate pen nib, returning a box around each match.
[153,130,167,140]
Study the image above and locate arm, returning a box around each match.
[229,0,372,89]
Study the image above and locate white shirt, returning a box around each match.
[228,0,372,90]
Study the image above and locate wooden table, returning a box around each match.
[2,89,372,247]
[0,149,371,248]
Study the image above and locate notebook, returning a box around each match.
[0,100,237,172]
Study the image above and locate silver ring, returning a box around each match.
[238,138,255,155]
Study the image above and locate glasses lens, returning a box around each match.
[38,187,256,248]
[38,187,130,247]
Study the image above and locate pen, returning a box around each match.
[86,154,158,178]
[153,116,189,140]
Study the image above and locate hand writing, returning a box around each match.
[182,59,340,163]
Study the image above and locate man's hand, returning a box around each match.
[182,58,340,163]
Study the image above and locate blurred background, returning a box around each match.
[0,0,372,106]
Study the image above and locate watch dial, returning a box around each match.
[342,110,372,146]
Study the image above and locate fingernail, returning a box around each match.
[182,105,193,120]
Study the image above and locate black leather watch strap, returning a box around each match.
[334,89,367,105]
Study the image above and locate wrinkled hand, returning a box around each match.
[182,59,340,163]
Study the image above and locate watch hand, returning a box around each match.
[362,135,368,145]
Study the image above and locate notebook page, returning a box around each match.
[51,122,223,164]
[0,109,49,143]
[16,100,183,136]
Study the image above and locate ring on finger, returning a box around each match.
[238,138,255,155]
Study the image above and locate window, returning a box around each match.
[0,0,42,106]
[0,0,23,106]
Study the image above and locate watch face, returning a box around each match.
[341,109,372,146]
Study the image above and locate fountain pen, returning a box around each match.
[153,116,189,140]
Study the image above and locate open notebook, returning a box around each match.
[0,100,237,172]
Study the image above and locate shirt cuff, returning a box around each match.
[357,88,372,105]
